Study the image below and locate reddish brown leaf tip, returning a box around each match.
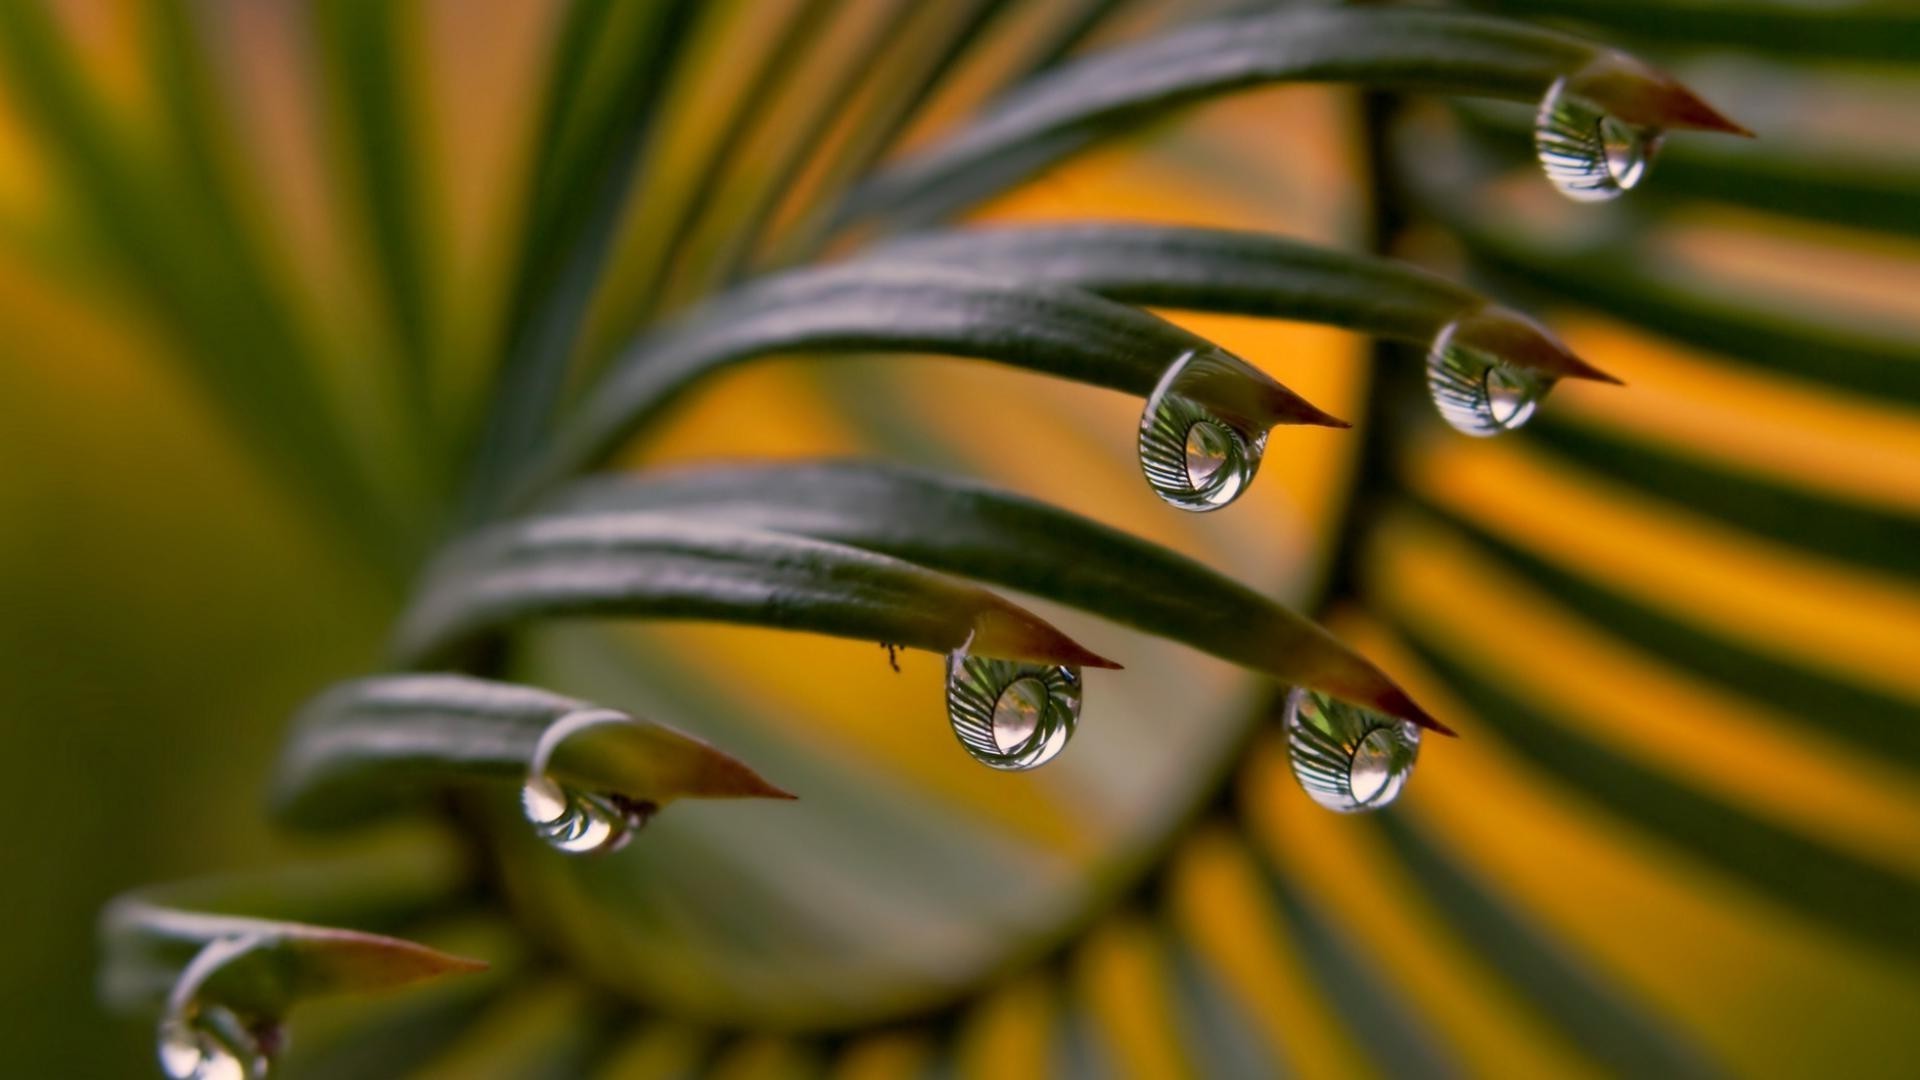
[1657,81,1754,137]
[1376,686,1456,737]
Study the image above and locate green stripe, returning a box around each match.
[1389,613,1920,966]
[1530,417,1920,581]
[1369,814,1718,1077]
[1408,500,1920,772]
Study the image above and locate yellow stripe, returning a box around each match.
[1243,738,1601,1079]
[1074,915,1197,1080]
[1411,437,1920,702]
[1549,315,1920,513]
[954,973,1056,1080]
[1376,511,1920,877]
[1167,826,1377,1080]
[411,980,592,1080]
[828,1031,934,1080]
[1340,615,1920,1079]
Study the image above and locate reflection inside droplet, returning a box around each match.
[992,676,1048,751]
[1534,75,1662,203]
[158,1003,269,1080]
[521,774,646,855]
[1139,348,1268,511]
[521,708,655,856]
[1283,687,1420,813]
[1426,318,1552,436]
[947,651,1081,770]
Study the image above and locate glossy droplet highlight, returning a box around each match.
[522,708,654,855]
[1140,348,1268,511]
[1284,687,1420,813]
[158,1002,271,1080]
[521,775,649,855]
[1534,76,1663,203]
[947,651,1080,770]
[1426,318,1553,436]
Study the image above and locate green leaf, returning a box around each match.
[271,674,795,830]
[460,0,699,520]
[541,460,1449,733]
[512,260,1343,507]
[394,515,1122,674]
[871,224,1616,380]
[1464,0,1920,62]
[99,852,483,1015]
[1388,608,1920,966]
[841,7,1741,228]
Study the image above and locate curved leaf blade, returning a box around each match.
[870,224,1615,381]
[271,674,794,830]
[99,857,483,1015]
[542,460,1448,733]
[394,516,1122,673]
[843,7,1739,227]
[513,261,1342,506]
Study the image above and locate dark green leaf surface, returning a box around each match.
[1466,0,1920,61]
[543,460,1449,732]
[271,674,794,830]
[99,852,482,1015]
[844,7,1608,227]
[512,261,1343,506]
[394,514,1121,674]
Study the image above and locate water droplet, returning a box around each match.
[522,708,655,855]
[1283,687,1420,813]
[946,650,1080,770]
[1139,348,1268,511]
[1426,317,1553,436]
[158,1002,271,1080]
[1534,75,1663,203]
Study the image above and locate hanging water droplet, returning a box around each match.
[1139,348,1269,511]
[1426,317,1553,436]
[157,1002,271,1080]
[522,707,655,855]
[1283,687,1420,813]
[1534,75,1663,203]
[521,775,650,855]
[946,649,1080,770]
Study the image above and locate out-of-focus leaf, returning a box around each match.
[461,0,698,517]
[844,7,1742,228]
[1465,0,1920,62]
[1530,418,1920,580]
[313,0,439,431]
[872,224,1616,381]
[394,515,1122,673]
[1369,813,1715,1076]
[1410,502,1920,771]
[545,460,1450,732]
[0,2,410,574]
[1387,607,1920,966]
[625,0,841,319]
[511,261,1343,506]
[99,856,483,1015]
[270,674,794,830]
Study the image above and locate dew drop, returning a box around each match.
[521,707,655,855]
[946,651,1080,770]
[157,1003,271,1080]
[1426,318,1553,436]
[521,774,649,855]
[1139,348,1268,511]
[1283,687,1420,813]
[1534,75,1663,203]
